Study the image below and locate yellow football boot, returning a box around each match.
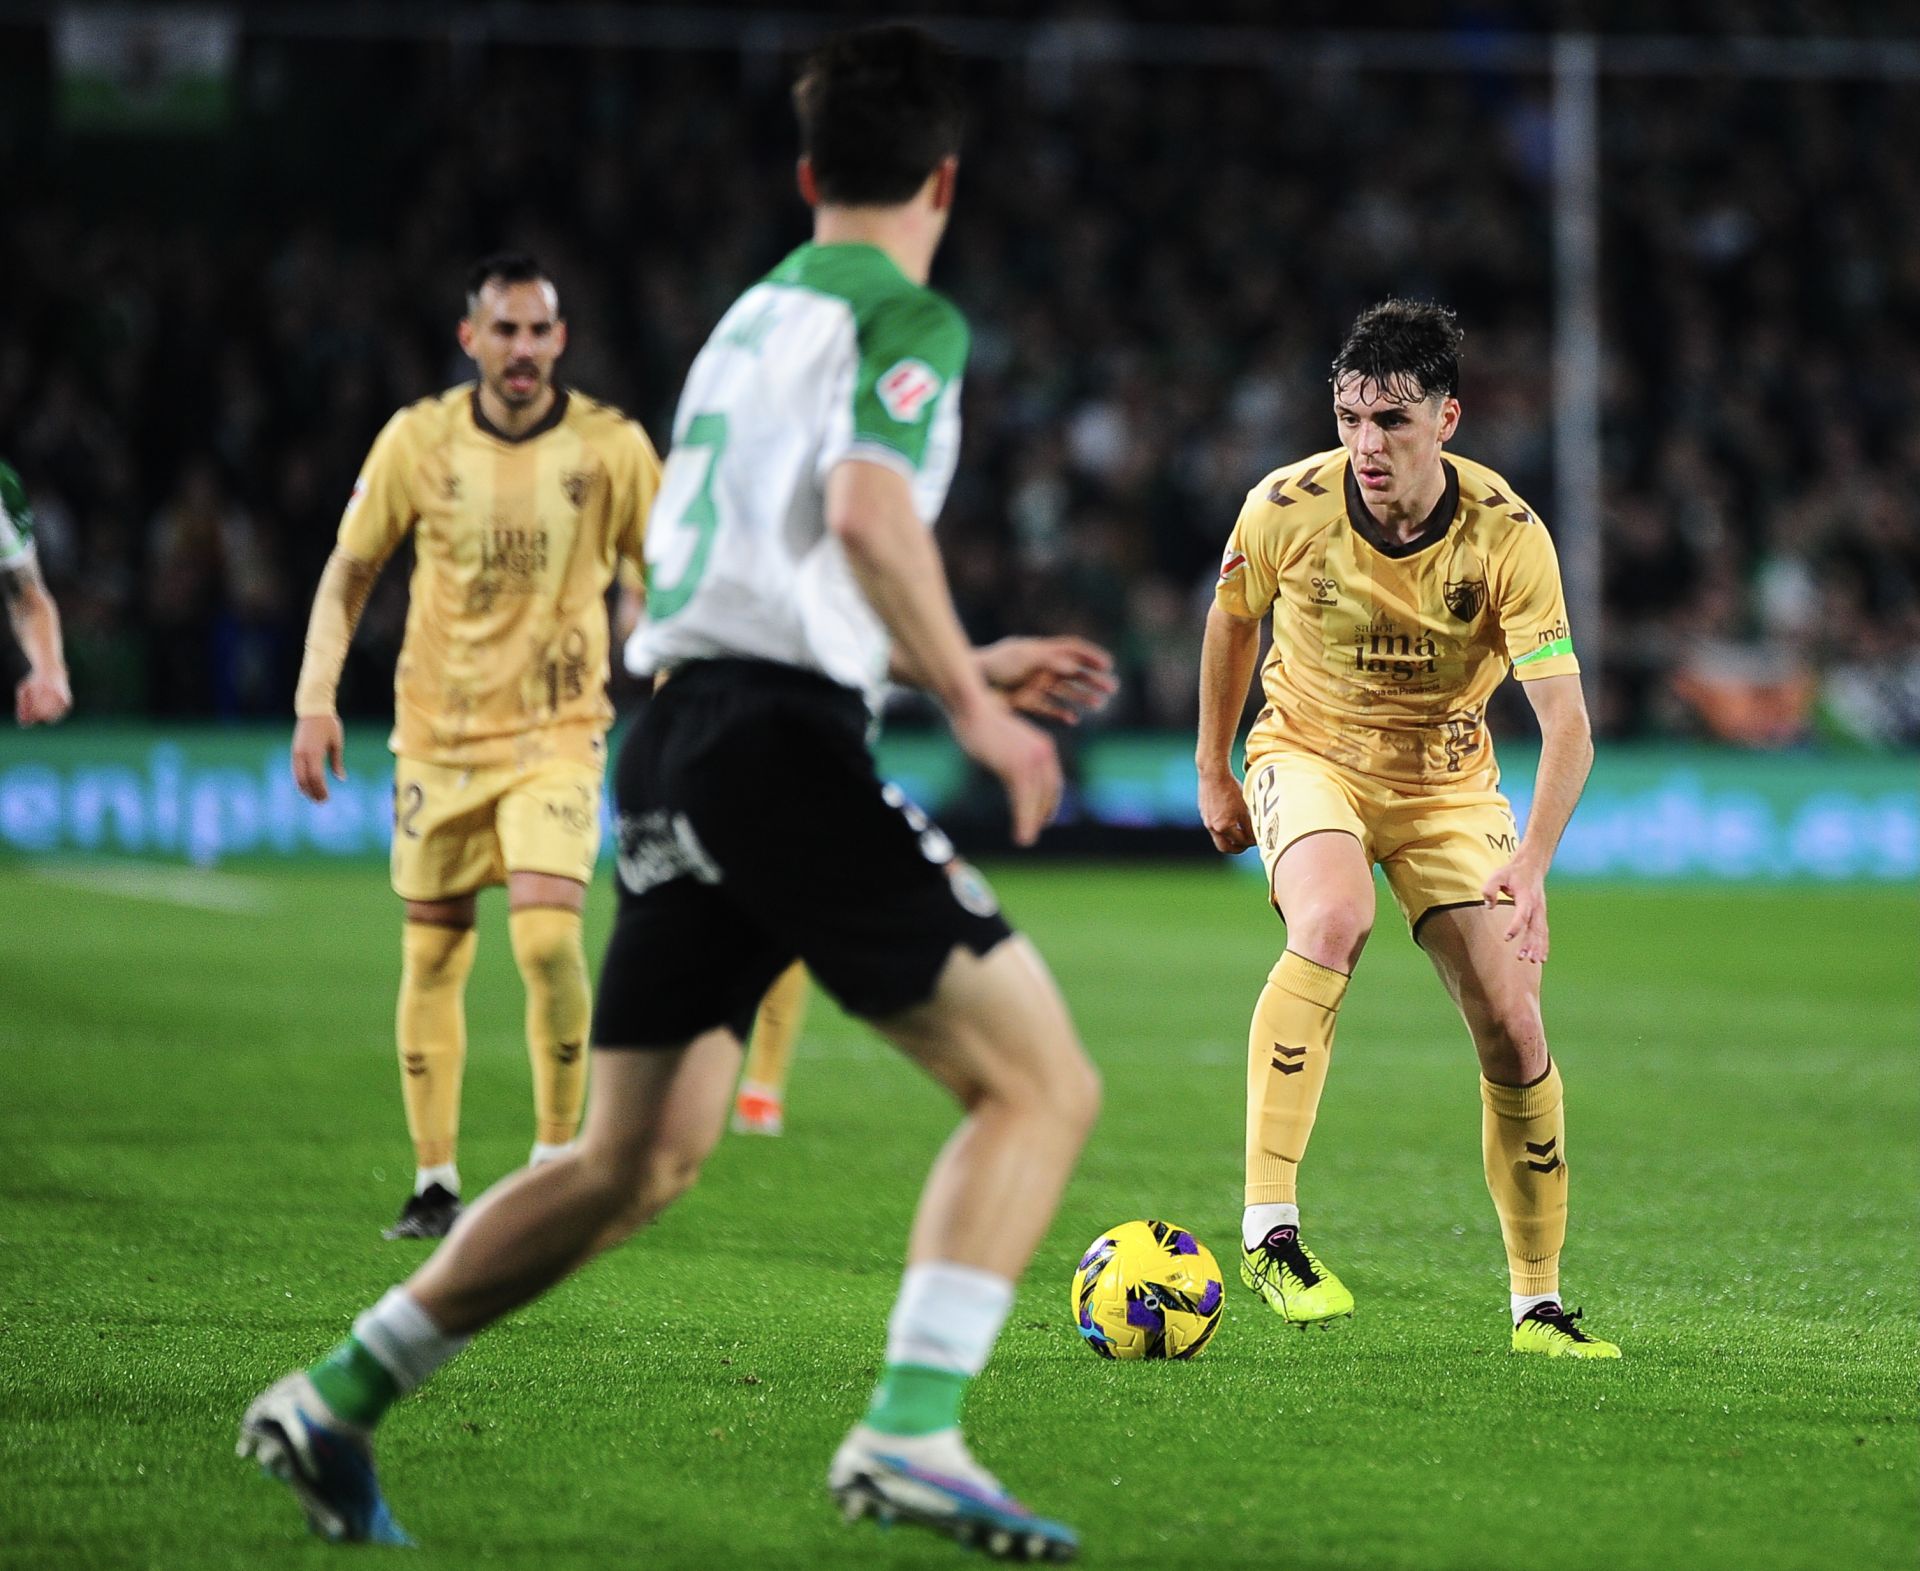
[1511,1303,1621,1358]
[1240,1225,1354,1327]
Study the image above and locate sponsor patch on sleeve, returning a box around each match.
[876,359,943,423]
[1218,549,1248,583]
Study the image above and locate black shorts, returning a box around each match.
[591,659,1014,1049]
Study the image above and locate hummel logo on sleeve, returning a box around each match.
[876,359,942,422]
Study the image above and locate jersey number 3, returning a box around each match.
[647,412,729,620]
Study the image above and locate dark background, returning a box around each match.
[2,3,1916,750]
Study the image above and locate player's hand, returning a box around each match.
[292,713,347,803]
[1198,767,1255,854]
[1483,855,1550,963]
[15,669,71,726]
[977,636,1118,726]
[951,698,1062,848]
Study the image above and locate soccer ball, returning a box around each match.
[1071,1220,1223,1359]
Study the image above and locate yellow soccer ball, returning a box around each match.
[1071,1220,1223,1359]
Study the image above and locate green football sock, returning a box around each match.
[864,1362,969,1437]
[307,1335,400,1429]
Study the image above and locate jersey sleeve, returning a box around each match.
[1212,485,1284,621]
[0,461,37,572]
[615,419,664,570]
[336,409,419,563]
[1495,522,1580,681]
[834,292,970,477]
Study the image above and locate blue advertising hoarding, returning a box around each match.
[0,727,1913,882]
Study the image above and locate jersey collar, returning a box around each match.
[1343,457,1460,559]
[470,384,570,445]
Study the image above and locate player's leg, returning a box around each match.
[1415,905,1618,1358]
[498,762,603,1167]
[825,934,1096,1560]
[236,1034,740,1543]
[733,961,809,1136]
[387,758,498,1239]
[390,898,477,1237]
[1238,756,1372,1325]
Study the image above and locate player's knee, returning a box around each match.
[509,924,583,987]
[1474,1000,1548,1082]
[640,1143,706,1215]
[980,1034,1101,1139]
[1283,900,1372,971]
[402,923,475,991]
[1054,1047,1102,1140]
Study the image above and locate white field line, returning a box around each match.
[26,860,273,915]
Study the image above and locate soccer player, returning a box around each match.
[1,459,72,726]
[1197,300,1620,1359]
[241,25,1106,1560]
[288,255,662,1239]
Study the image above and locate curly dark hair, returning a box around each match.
[1330,299,1464,404]
[793,24,966,206]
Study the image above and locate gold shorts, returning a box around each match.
[390,756,604,902]
[1243,748,1519,933]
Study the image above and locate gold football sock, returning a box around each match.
[742,961,810,1100]
[509,906,591,1148]
[1481,1061,1568,1296]
[1245,951,1350,1206]
[397,922,477,1170]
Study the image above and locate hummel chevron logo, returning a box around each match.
[1272,1043,1307,1077]
[1524,1137,1563,1174]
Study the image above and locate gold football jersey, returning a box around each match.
[338,385,662,768]
[1215,447,1578,789]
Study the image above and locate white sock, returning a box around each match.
[1242,1203,1300,1250]
[885,1261,1014,1378]
[414,1163,459,1197]
[352,1287,470,1393]
[1512,1290,1560,1326]
[528,1141,573,1167]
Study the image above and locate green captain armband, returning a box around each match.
[1513,636,1574,669]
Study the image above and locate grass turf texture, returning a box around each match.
[1,862,1914,1571]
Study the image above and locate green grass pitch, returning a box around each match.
[2,861,1914,1570]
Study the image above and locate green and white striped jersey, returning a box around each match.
[0,460,36,574]
[630,242,968,706]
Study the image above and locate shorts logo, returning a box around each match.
[614,808,721,896]
[1444,579,1486,620]
[1219,550,1247,583]
[876,359,942,423]
[947,860,1000,920]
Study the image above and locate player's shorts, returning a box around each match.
[591,658,1013,1049]
[390,754,604,902]
[1243,746,1520,937]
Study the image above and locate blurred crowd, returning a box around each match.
[2,27,1916,746]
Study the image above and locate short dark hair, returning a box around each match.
[793,24,966,206]
[1330,300,1464,404]
[465,253,553,316]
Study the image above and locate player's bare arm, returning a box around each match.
[1483,672,1594,964]
[291,550,383,803]
[827,457,1062,845]
[1195,600,1261,853]
[4,557,72,726]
